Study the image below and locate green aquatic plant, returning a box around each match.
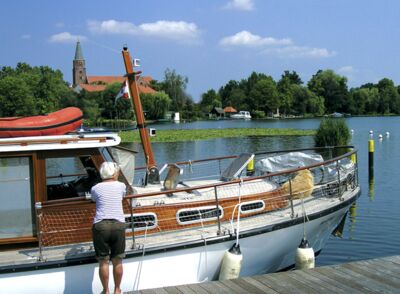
[314,118,350,147]
[119,128,315,143]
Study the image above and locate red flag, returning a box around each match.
[115,80,131,102]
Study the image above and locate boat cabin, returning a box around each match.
[0,133,135,245]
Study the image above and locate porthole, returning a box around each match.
[240,200,265,215]
[177,205,223,225]
[125,212,157,231]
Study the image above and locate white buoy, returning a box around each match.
[218,244,243,280]
[386,132,390,137]
[378,134,383,140]
[350,129,354,135]
[295,238,315,270]
[369,130,373,134]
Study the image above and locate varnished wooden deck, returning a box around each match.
[129,255,400,293]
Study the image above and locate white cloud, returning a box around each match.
[21,34,31,40]
[266,46,336,58]
[49,32,87,43]
[220,30,292,47]
[338,66,354,74]
[224,0,254,11]
[87,19,200,43]
[220,30,335,59]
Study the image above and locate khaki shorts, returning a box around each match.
[92,219,126,261]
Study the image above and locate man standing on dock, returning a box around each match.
[91,162,127,294]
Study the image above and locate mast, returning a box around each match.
[122,46,159,184]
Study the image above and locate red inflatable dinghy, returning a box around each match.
[0,107,83,138]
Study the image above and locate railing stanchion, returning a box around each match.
[289,179,294,218]
[130,198,136,249]
[336,160,342,199]
[214,186,221,235]
[35,202,44,262]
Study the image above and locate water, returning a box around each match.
[128,116,400,266]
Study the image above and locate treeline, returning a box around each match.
[0,64,195,122]
[1,63,400,122]
[199,70,400,117]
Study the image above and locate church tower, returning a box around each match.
[72,41,87,87]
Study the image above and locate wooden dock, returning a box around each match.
[129,255,400,293]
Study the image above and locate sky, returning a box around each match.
[1,0,399,101]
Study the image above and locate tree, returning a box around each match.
[161,68,189,112]
[219,80,240,107]
[141,91,171,119]
[307,70,349,114]
[377,78,400,114]
[248,77,279,115]
[200,89,221,113]
[277,71,300,115]
[0,63,74,116]
[280,70,303,85]
[0,75,36,116]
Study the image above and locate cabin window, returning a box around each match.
[46,156,101,200]
[0,157,35,239]
[124,213,157,231]
[177,206,223,225]
[240,200,265,215]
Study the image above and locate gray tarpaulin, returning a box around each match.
[255,152,324,173]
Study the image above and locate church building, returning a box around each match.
[72,41,156,95]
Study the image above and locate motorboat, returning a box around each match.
[230,111,251,119]
[0,47,360,293]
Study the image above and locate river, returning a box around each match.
[127,116,400,266]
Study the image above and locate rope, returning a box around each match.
[86,39,121,54]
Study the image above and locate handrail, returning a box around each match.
[39,146,357,206]
[123,147,358,200]
[134,146,355,171]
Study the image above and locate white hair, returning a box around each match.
[99,162,119,180]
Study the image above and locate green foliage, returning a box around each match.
[200,89,221,113]
[0,63,73,116]
[160,68,189,112]
[141,92,171,119]
[249,77,279,114]
[252,110,266,119]
[314,118,350,147]
[307,70,349,114]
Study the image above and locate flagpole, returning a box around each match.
[122,46,159,184]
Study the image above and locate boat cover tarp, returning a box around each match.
[255,152,324,173]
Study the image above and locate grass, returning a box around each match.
[119,128,315,143]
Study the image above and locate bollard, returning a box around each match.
[368,139,374,179]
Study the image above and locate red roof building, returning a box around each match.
[224,106,237,113]
[72,42,156,95]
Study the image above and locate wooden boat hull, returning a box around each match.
[0,107,83,138]
[0,188,360,293]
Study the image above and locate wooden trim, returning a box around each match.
[0,236,37,245]
[0,136,112,146]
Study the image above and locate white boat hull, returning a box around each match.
[0,191,357,293]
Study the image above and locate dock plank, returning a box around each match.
[126,255,400,294]
[314,265,377,294]
[186,283,211,294]
[240,276,279,294]
[287,269,339,293]
[342,262,400,289]
[334,264,397,293]
[299,267,365,294]
[253,272,308,293]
